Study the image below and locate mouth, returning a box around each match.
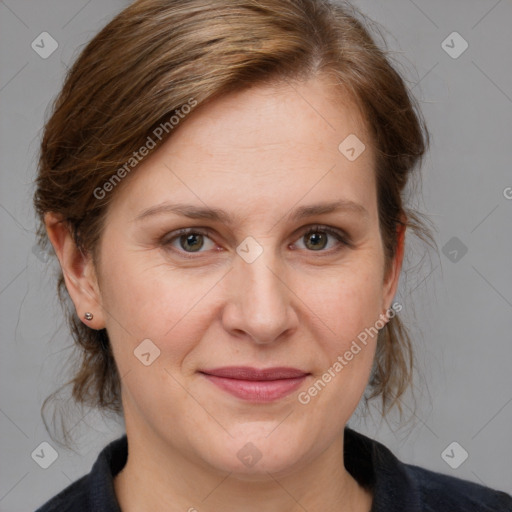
[198,366,311,402]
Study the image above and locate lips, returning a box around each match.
[199,366,309,380]
[199,366,310,402]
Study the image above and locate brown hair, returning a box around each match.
[33,0,436,446]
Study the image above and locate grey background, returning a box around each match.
[1,0,511,510]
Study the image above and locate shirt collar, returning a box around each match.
[344,426,422,512]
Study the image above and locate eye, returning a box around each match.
[293,225,350,253]
[162,228,217,256]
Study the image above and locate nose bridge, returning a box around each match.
[225,242,293,343]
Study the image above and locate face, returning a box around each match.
[56,76,403,477]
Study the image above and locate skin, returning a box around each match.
[45,75,405,512]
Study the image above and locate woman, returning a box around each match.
[33,0,512,510]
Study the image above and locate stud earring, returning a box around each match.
[84,312,94,321]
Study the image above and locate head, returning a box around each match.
[34,0,434,467]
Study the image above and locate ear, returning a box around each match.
[44,212,106,330]
[381,218,406,318]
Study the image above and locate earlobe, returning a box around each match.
[44,212,106,330]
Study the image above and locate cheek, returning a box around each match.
[297,261,385,348]
[98,248,222,367]
[100,247,189,329]
[290,263,385,436]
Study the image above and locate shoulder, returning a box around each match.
[34,435,127,512]
[344,427,512,512]
[403,462,512,511]
[34,474,91,512]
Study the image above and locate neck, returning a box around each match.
[113,424,372,512]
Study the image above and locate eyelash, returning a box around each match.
[160,225,351,259]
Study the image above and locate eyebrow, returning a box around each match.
[133,199,369,225]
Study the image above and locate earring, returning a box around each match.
[84,312,94,321]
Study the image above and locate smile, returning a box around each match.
[198,367,310,402]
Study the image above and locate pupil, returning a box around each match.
[307,232,326,250]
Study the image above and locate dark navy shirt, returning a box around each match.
[35,427,512,511]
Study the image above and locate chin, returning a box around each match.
[196,429,311,478]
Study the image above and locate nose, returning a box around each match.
[221,248,298,345]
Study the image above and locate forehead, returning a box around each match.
[106,76,376,224]
[170,76,370,157]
